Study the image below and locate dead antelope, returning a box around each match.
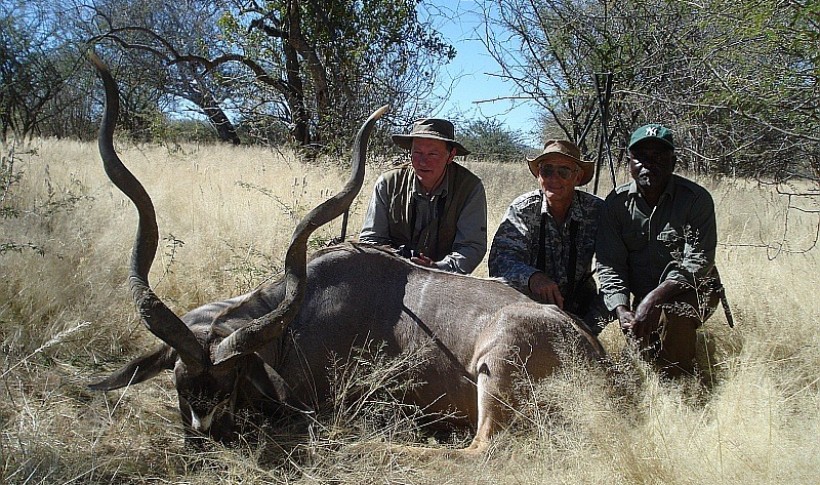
[88,53,606,455]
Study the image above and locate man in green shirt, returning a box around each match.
[359,118,487,274]
[596,124,723,378]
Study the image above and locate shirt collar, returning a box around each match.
[627,174,678,205]
[540,190,583,221]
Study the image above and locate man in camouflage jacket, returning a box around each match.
[489,140,608,333]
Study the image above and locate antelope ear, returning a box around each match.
[243,358,300,407]
[89,344,177,391]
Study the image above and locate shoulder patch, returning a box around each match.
[509,190,542,211]
[613,182,632,195]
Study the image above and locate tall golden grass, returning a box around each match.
[1,138,818,483]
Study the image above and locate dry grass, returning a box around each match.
[1,138,818,484]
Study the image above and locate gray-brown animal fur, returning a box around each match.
[87,52,606,455]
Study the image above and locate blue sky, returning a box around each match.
[422,1,542,147]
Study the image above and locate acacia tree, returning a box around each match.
[486,0,819,253]
[80,0,455,146]
[686,0,819,179]
[213,0,456,146]
[460,118,528,162]
[73,0,243,143]
[485,0,819,179]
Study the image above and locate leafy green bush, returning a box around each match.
[460,118,530,163]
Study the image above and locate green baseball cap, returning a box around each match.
[628,123,674,150]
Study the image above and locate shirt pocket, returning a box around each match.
[656,224,684,253]
[622,226,648,252]
[388,193,408,224]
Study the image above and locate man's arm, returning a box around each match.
[358,175,392,246]
[623,279,689,338]
[664,189,717,286]
[595,193,632,312]
[488,198,539,293]
[434,182,487,274]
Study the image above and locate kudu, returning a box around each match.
[88,54,607,455]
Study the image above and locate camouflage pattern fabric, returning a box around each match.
[489,189,603,309]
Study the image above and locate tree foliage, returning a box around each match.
[0,0,456,146]
[82,0,455,147]
[485,0,819,180]
[460,118,528,162]
[0,2,88,140]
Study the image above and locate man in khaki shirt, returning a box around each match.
[359,118,487,274]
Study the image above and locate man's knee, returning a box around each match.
[655,314,699,377]
[628,288,718,377]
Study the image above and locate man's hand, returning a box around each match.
[618,282,681,341]
[619,302,661,341]
[616,305,636,332]
[410,253,434,268]
[528,272,564,309]
[618,305,658,340]
[632,279,692,340]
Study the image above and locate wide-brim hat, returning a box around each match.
[527,139,594,185]
[391,118,470,156]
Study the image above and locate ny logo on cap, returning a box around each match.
[645,126,659,137]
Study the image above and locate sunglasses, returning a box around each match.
[539,164,578,180]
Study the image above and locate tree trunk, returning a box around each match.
[199,93,240,145]
[287,0,328,143]
[284,30,310,144]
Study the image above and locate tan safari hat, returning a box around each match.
[526,139,594,185]
[391,118,470,156]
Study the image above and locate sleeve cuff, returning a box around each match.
[603,293,630,311]
[663,270,693,287]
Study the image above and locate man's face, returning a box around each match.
[628,139,675,191]
[411,137,455,193]
[537,156,582,206]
